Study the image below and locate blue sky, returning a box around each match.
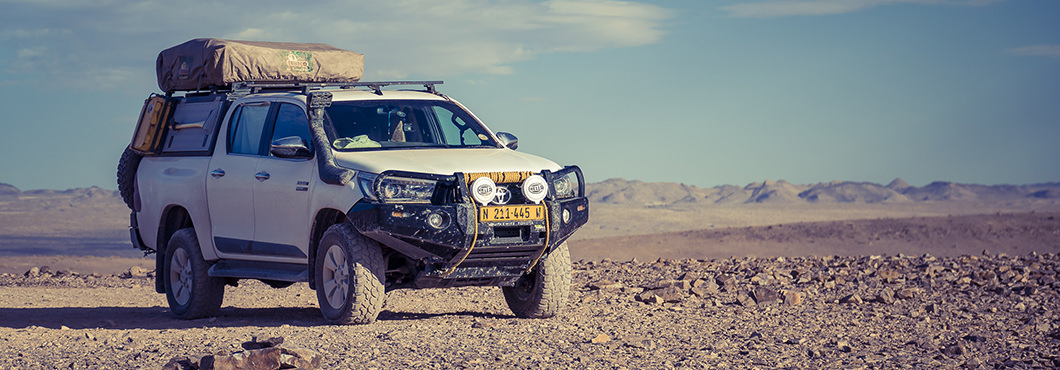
[0,0,1057,191]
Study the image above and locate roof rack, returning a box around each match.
[231,80,443,95]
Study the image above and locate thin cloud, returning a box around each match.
[721,0,1005,18]
[1007,45,1060,59]
[0,0,673,89]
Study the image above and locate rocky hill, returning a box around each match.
[587,178,1060,206]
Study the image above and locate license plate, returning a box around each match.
[480,205,545,222]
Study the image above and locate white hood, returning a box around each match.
[333,148,563,175]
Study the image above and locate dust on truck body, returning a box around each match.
[119,39,588,324]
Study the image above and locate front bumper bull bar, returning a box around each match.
[346,168,588,288]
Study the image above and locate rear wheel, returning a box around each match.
[503,242,572,318]
[164,228,224,319]
[314,224,386,324]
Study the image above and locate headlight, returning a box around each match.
[357,172,379,200]
[378,176,437,203]
[359,172,437,203]
[552,170,581,199]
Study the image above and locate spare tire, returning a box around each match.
[116,146,142,210]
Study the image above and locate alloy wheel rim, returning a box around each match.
[322,245,350,309]
[170,248,192,305]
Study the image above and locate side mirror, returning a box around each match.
[270,136,313,159]
[496,132,518,150]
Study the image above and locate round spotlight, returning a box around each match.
[427,212,448,229]
[562,209,571,223]
[470,177,497,206]
[522,175,549,204]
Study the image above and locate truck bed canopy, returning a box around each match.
[157,38,364,93]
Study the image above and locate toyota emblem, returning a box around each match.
[493,187,512,205]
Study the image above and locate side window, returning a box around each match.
[269,103,312,156]
[228,102,271,155]
[433,106,483,146]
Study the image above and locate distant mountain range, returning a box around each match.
[587,178,1060,206]
[4,179,1060,207]
[0,183,117,200]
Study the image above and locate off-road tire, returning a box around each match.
[164,228,225,319]
[315,224,386,325]
[502,242,572,318]
[116,147,142,210]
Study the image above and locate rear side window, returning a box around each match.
[228,102,271,155]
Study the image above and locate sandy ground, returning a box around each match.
[2,189,1060,368]
[572,211,1060,262]
[2,252,1058,369]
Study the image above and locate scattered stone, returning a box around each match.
[653,286,689,303]
[840,294,863,305]
[24,267,40,278]
[896,287,920,300]
[876,287,896,304]
[471,321,496,329]
[782,290,803,306]
[589,280,624,290]
[590,334,611,344]
[877,269,901,283]
[635,290,664,304]
[963,357,983,368]
[736,291,756,307]
[750,272,772,285]
[242,336,284,350]
[631,286,691,303]
[123,266,152,279]
[752,287,779,305]
[647,279,691,290]
[836,340,852,353]
[941,342,965,357]
[690,279,719,297]
[161,338,321,370]
[623,336,656,350]
[716,274,737,291]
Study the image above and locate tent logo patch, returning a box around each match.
[282,51,314,73]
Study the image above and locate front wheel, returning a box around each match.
[502,242,572,318]
[314,224,386,325]
[164,228,224,319]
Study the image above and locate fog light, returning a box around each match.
[427,212,448,229]
[470,177,497,206]
[522,175,548,204]
[562,209,571,223]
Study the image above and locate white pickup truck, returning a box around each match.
[118,41,587,325]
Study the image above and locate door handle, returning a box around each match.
[210,169,225,178]
[255,172,271,181]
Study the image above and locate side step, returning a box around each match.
[208,259,309,282]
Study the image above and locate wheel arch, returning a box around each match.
[307,208,348,289]
[154,205,195,293]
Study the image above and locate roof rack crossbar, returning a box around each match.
[230,81,443,95]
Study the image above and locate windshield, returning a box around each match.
[324,99,499,151]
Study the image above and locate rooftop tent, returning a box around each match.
[156,38,364,92]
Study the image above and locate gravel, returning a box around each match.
[1,251,1058,369]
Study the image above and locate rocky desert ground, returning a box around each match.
[1,179,1059,369]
